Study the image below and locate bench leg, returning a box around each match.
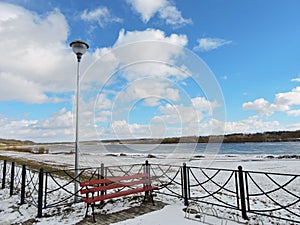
[150,191,155,206]
[92,203,96,222]
[85,202,96,222]
[143,190,155,206]
[85,203,90,218]
[143,191,147,203]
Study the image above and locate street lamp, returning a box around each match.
[70,40,89,202]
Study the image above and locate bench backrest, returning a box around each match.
[80,173,150,195]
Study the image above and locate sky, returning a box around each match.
[1,0,300,143]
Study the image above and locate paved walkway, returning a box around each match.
[76,201,166,225]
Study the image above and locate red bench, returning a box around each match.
[80,173,158,222]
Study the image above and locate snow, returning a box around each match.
[114,203,200,225]
[0,150,299,224]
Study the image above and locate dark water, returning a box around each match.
[55,142,300,155]
[105,142,300,155]
[218,142,300,155]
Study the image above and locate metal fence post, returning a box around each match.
[21,165,26,204]
[37,168,44,218]
[143,160,150,200]
[2,160,7,189]
[44,172,48,209]
[100,163,105,202]
[100,163,104,179]
[182,163,189,206]
[10,162,15,196]
[145,160,150,186]
[238,166,248,220]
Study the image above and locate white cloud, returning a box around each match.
[127,0,166,23]
[287,109,300,116]
[35,108,73,129]
[94,94,113,110]
[80,28,189,88]
[110,120,152,139]
[127,0,191,27]
[114,28,188,47]
[157,103,199,124]
[95,110,111,123]
[106,28,189,82]
[115,79,180,106]
[274,86,300,106]
[223,116,282,134]
[243,98,278,116]
[291,77,300,82]
[191,97,219,116]
[96,96,223,140]
[0,3,119,104]
[192,116,287,136]
[0,72,48,103]
[80,7,122,28]
[113,28,188,73]
[159,5,192,27]
[0,108,74,142]
[194,38,232,52]
[0,3,80,103]
[163,97,219,122]
[243,86,300,116]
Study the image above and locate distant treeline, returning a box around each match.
[103,130,300,144]
[1,130,300,146]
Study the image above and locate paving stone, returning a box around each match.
[76,201,166,225]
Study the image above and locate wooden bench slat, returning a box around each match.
[80,173,149,187]
[81,185,158,204]
[80,178,149,194]
[80,172,157,222]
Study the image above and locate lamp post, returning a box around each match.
[70,40,89,202]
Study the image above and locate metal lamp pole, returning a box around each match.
[70,40,89,202]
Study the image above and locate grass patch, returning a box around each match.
[0,155,101,181]
[0,146,49,154]
[0,155,65,170]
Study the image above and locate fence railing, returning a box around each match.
[151,163,300,223]
[244,169,300,223]
[0,159,299,223]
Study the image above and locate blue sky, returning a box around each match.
[1,0,300,142]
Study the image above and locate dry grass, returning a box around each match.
[0,155,67,173]
[0,146,49,154]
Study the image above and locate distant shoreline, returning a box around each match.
[101,130,300,144]
[1,130,299,146]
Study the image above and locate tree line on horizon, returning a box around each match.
[115,130,300,144]
[1,130,300,145]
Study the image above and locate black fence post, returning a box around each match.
[100,163,105,203]
[182,163,189,206]
[37,168,44,218]
[143,160,150,200]
[44,172,48,209]
[238,166,248,220]
[20,165,26,204]
[145,160,150,186]
[100,163,104,179]
[2,160,7,189]
[10,162,15,196]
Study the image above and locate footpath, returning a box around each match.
[76,201,166,225]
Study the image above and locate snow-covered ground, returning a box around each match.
[1,149,299,173]
[0,150,299,224]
